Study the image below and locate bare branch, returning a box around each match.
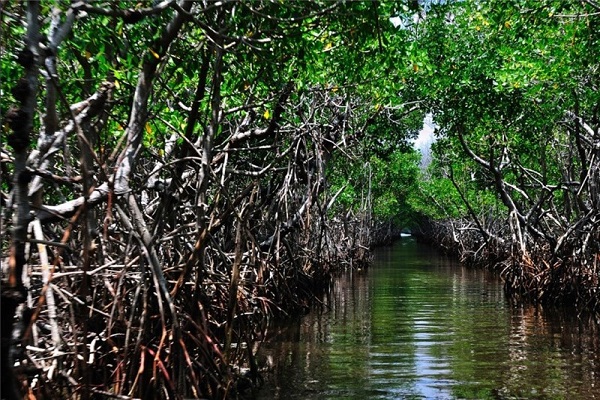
[71,0,176,22]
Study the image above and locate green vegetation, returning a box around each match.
[1,0,599,398]
[407,0,600,311]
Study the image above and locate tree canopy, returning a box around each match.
[1,0,599,398]
[407,0,600,308]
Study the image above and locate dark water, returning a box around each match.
[256,239,600,399]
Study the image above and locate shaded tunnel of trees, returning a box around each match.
[1,1,599,398]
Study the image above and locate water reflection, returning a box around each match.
[256,240,600,399]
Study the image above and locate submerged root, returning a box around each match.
[415,218,600,316]
[8,209,372,399]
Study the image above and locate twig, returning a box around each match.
[31,219,61,347]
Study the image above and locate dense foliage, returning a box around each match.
[1,0,599,399]
[0,1,421,398]
[409,0,600,310]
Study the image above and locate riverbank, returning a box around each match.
[413,217,600,319]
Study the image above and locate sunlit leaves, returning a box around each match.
[370,150,421,223]
[406,0,600,222]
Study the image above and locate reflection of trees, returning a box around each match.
[257,269,373,397]
[259,243,600,399]
[442,256,600,399]
[501,305,600,398]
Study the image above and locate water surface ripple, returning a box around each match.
[257,239,600,399]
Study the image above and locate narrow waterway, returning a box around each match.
[256,239,600,399]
